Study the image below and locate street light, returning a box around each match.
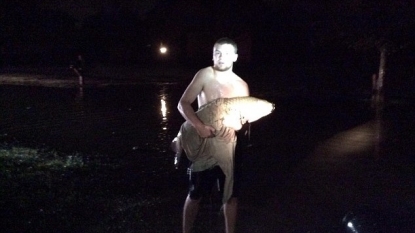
[159,43,167,55]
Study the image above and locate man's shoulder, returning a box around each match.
[233,73,248,86]
[193,66,214,81]
[232,74,250,95]
[197,66,214,75]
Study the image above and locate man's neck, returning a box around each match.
[212,66,233,76]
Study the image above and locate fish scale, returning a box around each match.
[196,96,274,129]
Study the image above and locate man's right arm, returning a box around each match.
[178,69,215,138]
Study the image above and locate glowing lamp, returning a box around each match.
[159,44,167,54]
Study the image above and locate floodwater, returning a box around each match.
[1,83,415,232]
[0,84,185,156]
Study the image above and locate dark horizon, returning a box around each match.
[2,1,414,63]
[1,1,415,98]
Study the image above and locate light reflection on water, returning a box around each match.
[160,86,168,127]
[158,86,173,152]
[0,84,184,158]
[1,84,414,165]
[1,83,415,233]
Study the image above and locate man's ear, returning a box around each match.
[233,54,238,62]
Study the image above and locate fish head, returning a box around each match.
[242,98,274,123]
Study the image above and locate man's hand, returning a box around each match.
[195,124,216,138]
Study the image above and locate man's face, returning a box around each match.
[212,43,238,71]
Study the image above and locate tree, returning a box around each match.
[312,1,415,97]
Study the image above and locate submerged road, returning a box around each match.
[0,72,414,232]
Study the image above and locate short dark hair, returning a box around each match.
[215,37,238,53]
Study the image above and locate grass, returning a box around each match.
[0,143,184,233]
[0,146,85,170]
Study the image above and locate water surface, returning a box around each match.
[1,83,414,232]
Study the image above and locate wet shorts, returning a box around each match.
[188,165,240,200]
[187,123,249,200]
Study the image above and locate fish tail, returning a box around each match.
[170,136,183,169]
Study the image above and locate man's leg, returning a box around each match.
[183,195,201,233]
[223,197,238,233]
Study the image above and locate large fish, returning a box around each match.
[171,96,275,168]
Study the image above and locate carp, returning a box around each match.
[171,96,274,169]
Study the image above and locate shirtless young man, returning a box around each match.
[178,38,249,233]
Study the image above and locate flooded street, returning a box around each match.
[0,84,184,156]
[1,83,414,232]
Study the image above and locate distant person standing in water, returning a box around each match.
[70,54,85,86]
[177,37,250,233]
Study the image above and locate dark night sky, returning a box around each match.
[36,0,161,20]
[0,0,415,98]
[1,0,415,91]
